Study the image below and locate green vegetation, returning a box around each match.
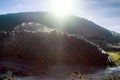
[108,51,120,66]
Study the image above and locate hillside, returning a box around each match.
[0,23,114,68]
[0,12,119,46]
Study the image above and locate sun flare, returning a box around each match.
[51,0,74,18]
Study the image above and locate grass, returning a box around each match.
[107,51,120,66]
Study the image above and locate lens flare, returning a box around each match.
[51,0,74,18]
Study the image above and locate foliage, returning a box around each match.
[108,52,120,66]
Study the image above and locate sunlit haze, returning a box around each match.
[0,0,120,79]
[51,0,74,18]
[0,0,120,32]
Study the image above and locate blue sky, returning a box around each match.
[0,0,120,33]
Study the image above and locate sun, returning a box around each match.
[51,0,73,18]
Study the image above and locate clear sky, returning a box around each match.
[0,0,120,33]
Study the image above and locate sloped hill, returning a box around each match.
[0,12,118,45]
[0,23,114,67]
